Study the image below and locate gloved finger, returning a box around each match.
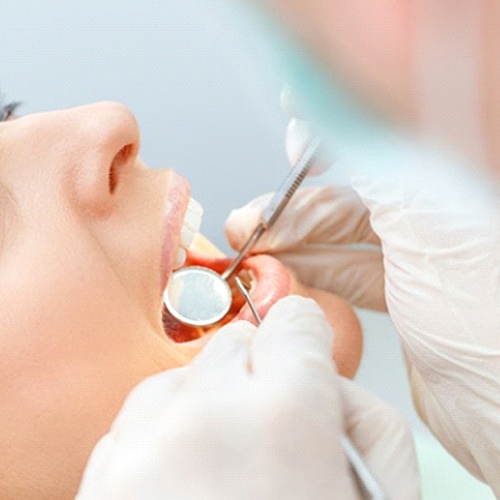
[250,295,335,383]
[287,118,313,167]
[339,377,421,500]
[111,367,190,430]
[281,86,334,175]
[189,320,255,381]
[77,367,191,499]
[276,246,386,312]
[225,185,381,255]
[76,432,117,499]
[286,118,332,176]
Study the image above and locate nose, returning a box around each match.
[63,101,140,216]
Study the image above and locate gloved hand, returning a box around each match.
[225,107,500,493]
[76,296,419,500]
[225,97,386,312]
[225,184,386,312]
[349,164,500,494]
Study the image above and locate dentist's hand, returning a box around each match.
[77,296,419,499]
[225,183,386,312]
[225,96,385,312]
[226,105,500,492]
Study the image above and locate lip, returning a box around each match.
[235,254,292,322]
[159,171,191,296]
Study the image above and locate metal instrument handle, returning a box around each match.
[221,137,322,281]
[261,136,322,228]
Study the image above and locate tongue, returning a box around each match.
[163,249,292,342]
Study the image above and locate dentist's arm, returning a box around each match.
[77,296,419,499]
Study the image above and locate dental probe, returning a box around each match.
[220,136,322,281]
[234,277,262,323]
[234,278,388,500]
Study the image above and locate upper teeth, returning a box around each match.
[180,197,203,249]
[174,197,203,270]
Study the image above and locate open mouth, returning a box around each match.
[161,193,292,343]
[162,248,292,343]
[160,222,364,379]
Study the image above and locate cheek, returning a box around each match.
[0,270,145,497]
[291,281,363,379]
[0,213,152,375]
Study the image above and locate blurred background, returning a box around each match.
[0,1,493,497]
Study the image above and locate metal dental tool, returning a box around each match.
[234,277,388,500]
[164,136,322,327]
[234,276,262,324]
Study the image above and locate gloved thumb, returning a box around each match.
[250,295,335,382]
[286,118,332,176]
[225,186,386,312]
[225,185,381,254]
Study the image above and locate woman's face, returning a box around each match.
[0,102,362,498]
[0,102,200,497]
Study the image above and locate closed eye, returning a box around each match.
[1,101,21,122]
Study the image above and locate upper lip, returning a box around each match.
[159,171,191,296]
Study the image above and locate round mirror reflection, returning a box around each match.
[163,266,232,327]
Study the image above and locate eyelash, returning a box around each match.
[0,99,21,122]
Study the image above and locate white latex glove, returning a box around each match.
[225,183,386,312]
[77,296,419,500]
[350,164,500,494]
[226,94,386,312]
[226,108,500,493]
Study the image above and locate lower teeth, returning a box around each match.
[174,248,187,269]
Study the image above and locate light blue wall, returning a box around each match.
[0,0,290,249]
[0,1,492,498]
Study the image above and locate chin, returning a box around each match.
[163,234,363,379]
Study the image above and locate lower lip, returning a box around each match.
[160,172,191,295]
[235,254,292,323]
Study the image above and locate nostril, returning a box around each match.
[109,143,134,194]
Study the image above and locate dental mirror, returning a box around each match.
[163,266,232,327]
